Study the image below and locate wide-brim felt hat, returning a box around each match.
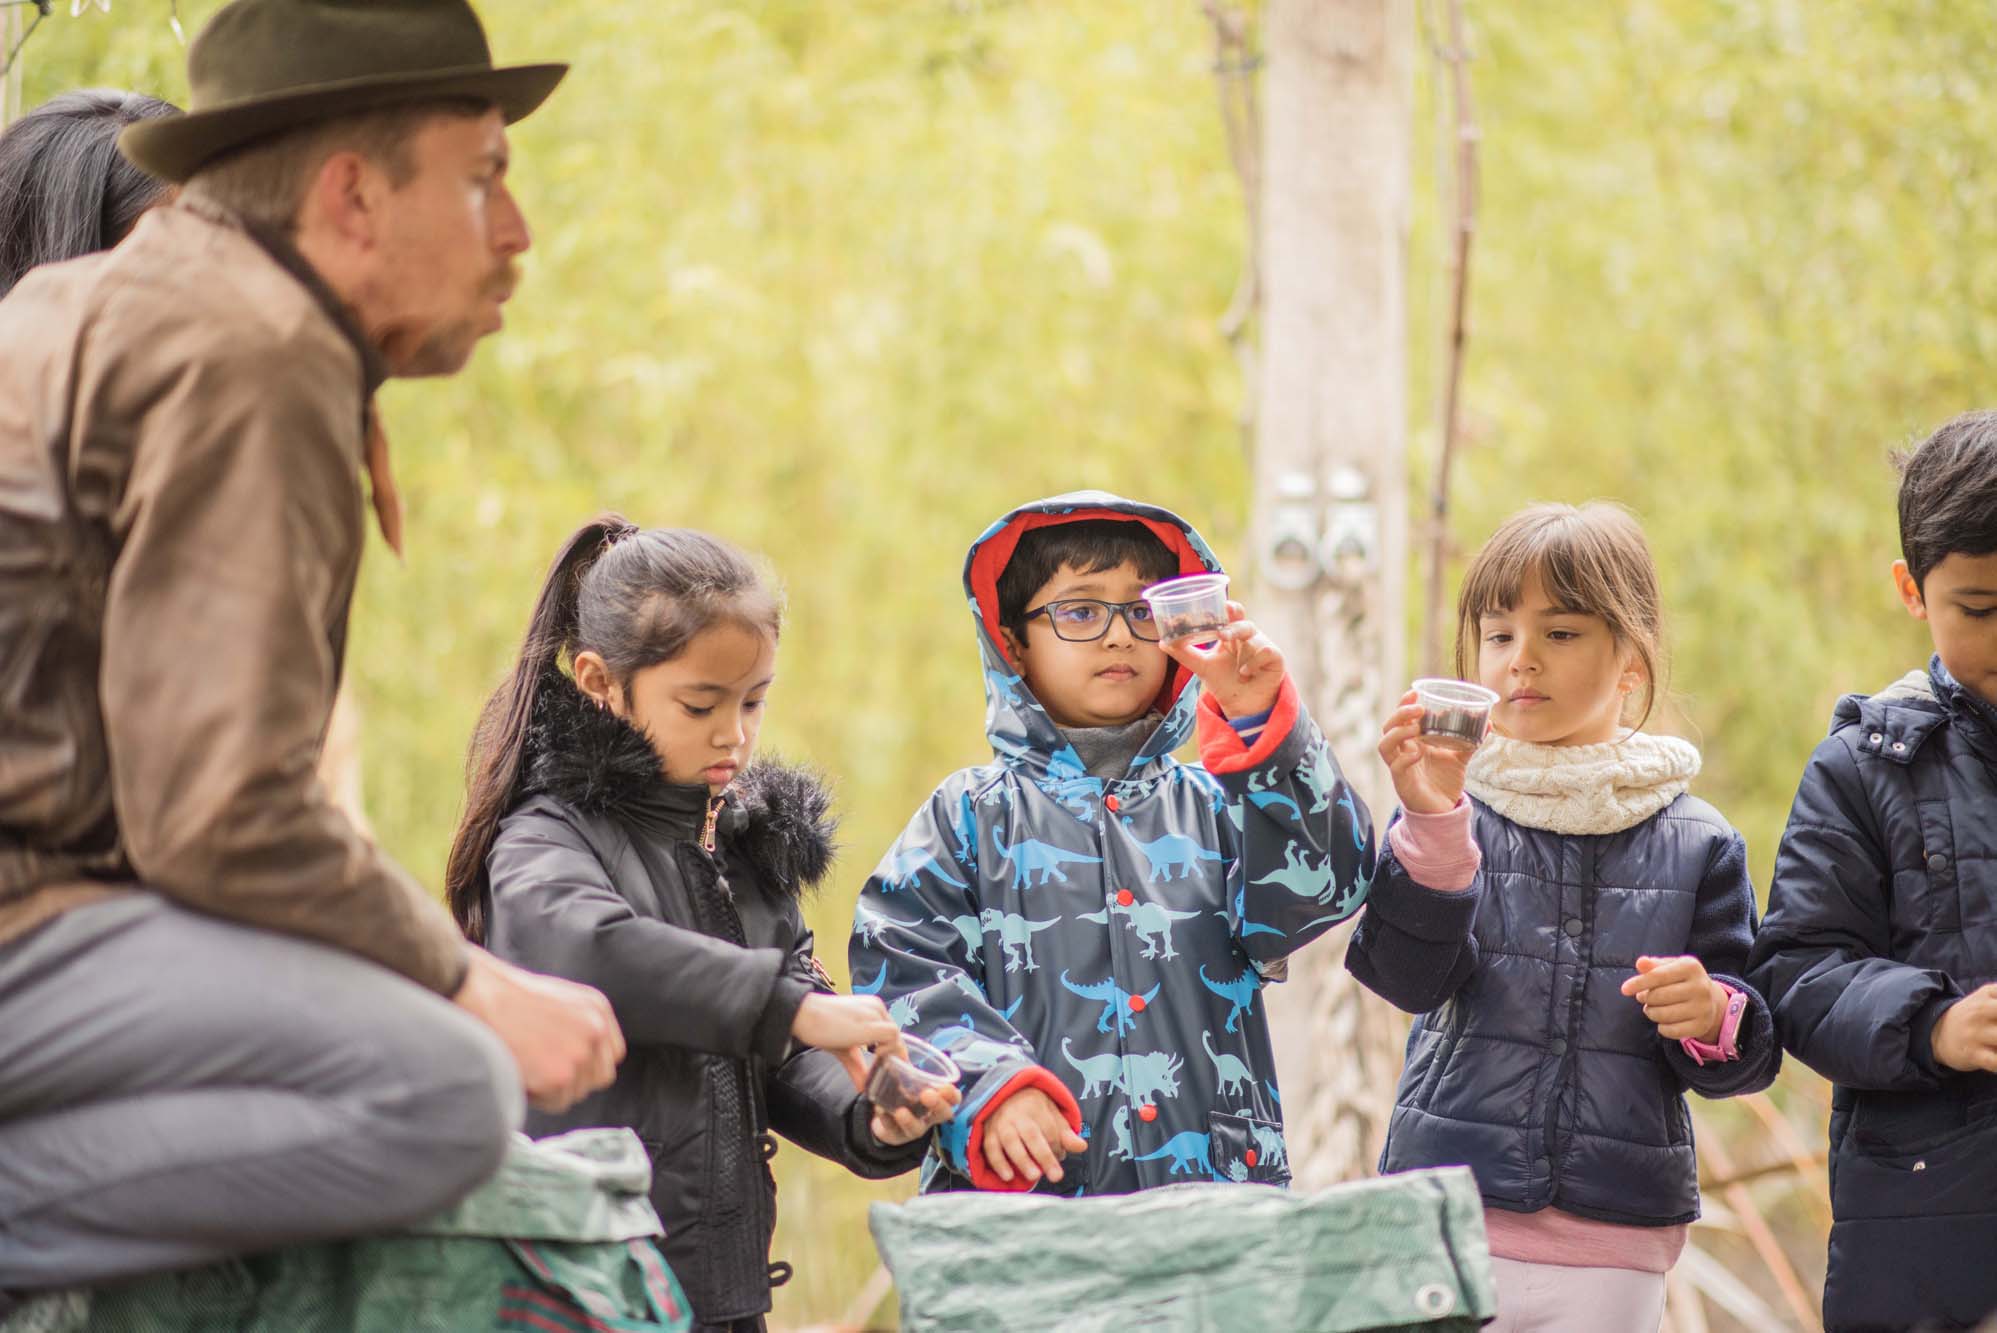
[121,0,567,182]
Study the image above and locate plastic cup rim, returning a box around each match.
[1141,572,1229,605]
[1410,677,1500,708]
[892,1034,960,1085]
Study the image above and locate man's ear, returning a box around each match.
[300,149,383,249]
[1893,559,1928,621]
[572,651,622,713]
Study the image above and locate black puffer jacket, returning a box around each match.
[482,680,922,1327]
[1748,658,1997,1331]
[1349,789,1777,1228]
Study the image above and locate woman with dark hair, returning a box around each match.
[0,88,179,298]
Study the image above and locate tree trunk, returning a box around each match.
[1250,0,1414,1190]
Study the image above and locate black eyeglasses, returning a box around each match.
[1024,598,1162,643]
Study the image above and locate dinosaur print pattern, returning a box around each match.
[1059,970,1161,1036]
[1132,1130,1213,1178]
[979,908,1060,972]
[1199,964,1261,1034]
[877,840,968,893]
[1108,1105,1134,1162]
[1117,1049,1185,1107]
[1060,1038,1126,1099]
[1123,819,1227,882]
[1202,1029,1254,1099]
[1250,844,1335,903]
[1250,1122,1288,1171]
[934,913,983,962]
[1080,896,1204,960]
[991,826,1103,888]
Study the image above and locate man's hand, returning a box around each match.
[1619,955,1727,1043]
[1159,601,1285,719]
[1379,690,1472,816]
[981,1086,1087,1186]
[453,945,624,1112]
[792,993,902,1089]
[1932,984,1997,1073]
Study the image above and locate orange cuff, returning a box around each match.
[964,1065,1084,1192]
[1197,675,1302,775]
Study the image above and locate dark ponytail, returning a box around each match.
[446,515,782,941]
[0,90,181,299]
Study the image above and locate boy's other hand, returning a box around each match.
[1932,984,1997,1073]
[1380,690,1471,815]
[793,993,901,1089]
[1620,955,1727,1043]
[982,1085,1088,1187]
[453,945,625,1112]
[1161,601,1285,719]
[860,1028,962,1145]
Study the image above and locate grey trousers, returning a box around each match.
[0,894,523,1290]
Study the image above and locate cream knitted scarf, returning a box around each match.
[1464,731,1701,836]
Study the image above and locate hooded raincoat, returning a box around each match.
[847,493,1377,1194]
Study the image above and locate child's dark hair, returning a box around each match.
[1895,411,1997,591]
[447,515,781,941]
[996,519,1178,640]
[1454,502,1667,731]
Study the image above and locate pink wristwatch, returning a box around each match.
[1680,983,1747,1066]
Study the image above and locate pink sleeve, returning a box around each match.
[1387,798,1480,892]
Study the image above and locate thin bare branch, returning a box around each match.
[1695,1109,1824,1331]
[1200,0,1263,453]
[1418,0,1478,675]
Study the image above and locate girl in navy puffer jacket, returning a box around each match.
[1348,503,1778,1333]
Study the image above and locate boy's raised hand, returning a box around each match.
[1159,601,1285,719]
[1620,955,1729,1043]
[982,1086,1088,1187]
[1931,983,1997,1073]
[1379,689,1471,815]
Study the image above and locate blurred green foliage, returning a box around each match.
[23,0,1987,1325]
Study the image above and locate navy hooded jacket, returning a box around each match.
[1748,657,1997,1332]
[847,492,1377,1194]
[1348,776,1777,1230]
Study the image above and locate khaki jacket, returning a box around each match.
[0,202,466,994]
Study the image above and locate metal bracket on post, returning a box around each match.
[1318,465,1377,588]
[1259,470,1322,592]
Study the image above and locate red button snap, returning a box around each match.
[1138,1104,1158,1122]
[1105,795,1120,813]
[1244,1149,1259,1168]
[1128,995,1147,1013]
[1116,889,1135,907]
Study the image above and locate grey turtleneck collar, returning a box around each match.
[1057,712,1165,781]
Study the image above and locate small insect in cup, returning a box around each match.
[863,1034,960,1119]
[1141,573,1230,645]
[1411,678,1500,752]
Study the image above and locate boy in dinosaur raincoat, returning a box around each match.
[849,493,1377,1193]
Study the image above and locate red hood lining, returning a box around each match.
[967,507,1212,719]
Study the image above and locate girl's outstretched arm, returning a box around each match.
[1345,804,1483,1014]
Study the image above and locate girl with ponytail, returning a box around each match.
[447,516,953,1332]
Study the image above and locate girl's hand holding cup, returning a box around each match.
[862,1032,962,1146]
[1380,689,1473,815]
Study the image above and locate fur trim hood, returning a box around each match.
[521,671,837,894]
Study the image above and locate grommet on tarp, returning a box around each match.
[1414,1282,1455,1316]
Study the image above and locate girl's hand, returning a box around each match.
[792,993,901,1089]
[1378,690,1471,816]
[981,1086,1088,1186]
[1160,602,1285,720]
[1619,955,1728,1043]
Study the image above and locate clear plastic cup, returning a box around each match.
[863,1034,960,1118]
[1412,677,1499,752]
[1141,572,1231,643]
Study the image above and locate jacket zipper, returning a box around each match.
[702,793,725,854]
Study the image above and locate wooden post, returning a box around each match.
[1251,0,1414,1189]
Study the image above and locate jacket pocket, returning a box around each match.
[1209,1111,1291,1187]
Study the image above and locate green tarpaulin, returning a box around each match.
[2,1129,689,1333]
[871,1165,1495,1332]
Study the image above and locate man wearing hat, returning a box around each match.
[0,0,627,1296]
